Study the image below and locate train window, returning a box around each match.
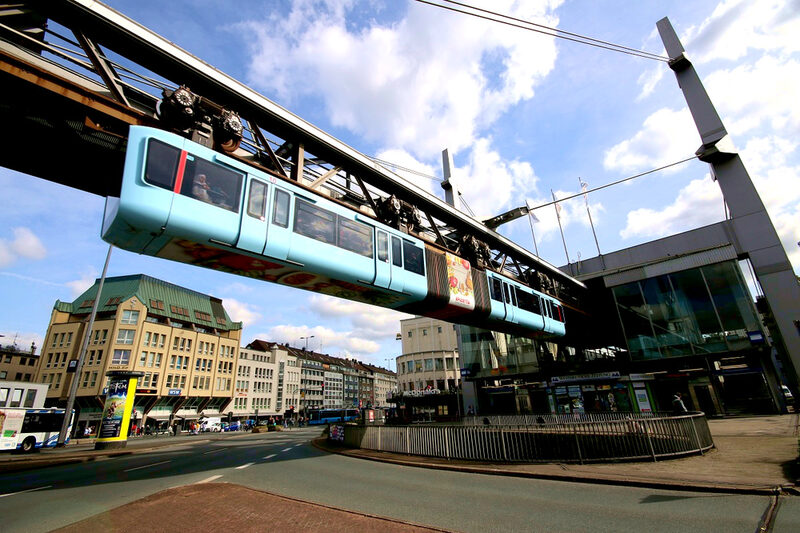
[544,300,552,318]
[182,156,243,213]
[294,199,336,245]
[403,241,424,275]
[504,283,512,304]
[377,231,389,262]
[273,189,290,227]
[511,286,518,307]
[489,277,503,301]
[247,180,268,219]
[554,304,565,322]
[338,218,374,258]
[516,289,541,314]
[144,138,180,191]
[391,236,403,267]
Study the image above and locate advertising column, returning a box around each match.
[95,371,143,450]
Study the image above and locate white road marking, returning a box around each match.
[235,462,254,470]
[124,460,170,472]
[263,454,276,460]
[282,447,292,452]
[295,443,303,447]
[196,475,223,484]
[203,448,226,455]
[0,485,52,498]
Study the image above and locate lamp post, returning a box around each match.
[300,335,315,350]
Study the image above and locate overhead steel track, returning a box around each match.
[0,0,586,301]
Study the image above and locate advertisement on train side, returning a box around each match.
[445,252,474,310]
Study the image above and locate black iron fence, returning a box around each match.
[337,412,713,463]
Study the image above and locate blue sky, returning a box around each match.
[1,0,798,367]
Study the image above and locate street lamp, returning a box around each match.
[300,335,315,350]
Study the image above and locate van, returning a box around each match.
[202,417,222,432]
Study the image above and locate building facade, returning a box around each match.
[35,274,241,435]
[0,345,39,382]
[396,316,461,392]
[236,341,301,421]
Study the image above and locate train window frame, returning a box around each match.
[377,231,389,262]
[402,241,424,275]
[181,156,244,213]
[504,283,512,305]
[516,288,541,315]
[489,277,503,301]
[247,179,268,220]
[143,138,180,191]
[273,189,290,227]
[391,236,403,267]
[294,199,336,245]
[338,217,374,258]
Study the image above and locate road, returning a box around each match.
[1,427,798,532]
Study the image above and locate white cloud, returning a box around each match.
[0,227,47,266]
[242,0,562,160]
[258,323,382,356]
[684,0,800,64]
[222,298,262,326]
[65,270,98,298]
[604,107,699,173]
[619,175,724,240]
[308,294,410,338]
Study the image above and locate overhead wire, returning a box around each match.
[414,0,669,62]
[529,155,700,212]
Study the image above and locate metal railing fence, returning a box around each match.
[338,412,713,464]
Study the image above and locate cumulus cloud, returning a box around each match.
[222,298,262,326]
[0,227,47,266]
[603,107,699,173]
[258,323,382,356]
[241,0,562,160]
[684,0,800,64]
[308,294,411,338]
[619,175,724,240]
[65,270,98,298]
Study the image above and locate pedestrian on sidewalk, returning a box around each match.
[672,392,688,413]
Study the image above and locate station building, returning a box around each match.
[459,235,792,417]
[35,274,241,435]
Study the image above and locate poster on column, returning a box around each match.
[98,375,136,440]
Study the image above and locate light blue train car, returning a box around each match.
[102,126,566,338]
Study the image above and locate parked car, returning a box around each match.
[782,385,794,405]
[224,422,240,432]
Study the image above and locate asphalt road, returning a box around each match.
[1,427,798,532]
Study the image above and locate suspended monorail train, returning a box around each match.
[102,126,566,338]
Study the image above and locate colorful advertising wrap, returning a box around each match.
[0,409,25,451]
[445,252,474,311]
[97,374,138,443]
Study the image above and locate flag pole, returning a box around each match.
[579,177,602,257]
[551,189,571,273]
[525,200,539,257]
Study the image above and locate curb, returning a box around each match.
[311,438,793,497]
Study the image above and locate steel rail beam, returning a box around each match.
[39,0,584,290]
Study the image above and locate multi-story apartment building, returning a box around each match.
[396,316,460,392]
[0,345,39,382]
[35,274,241,435]
[236,341,301,421]
[364,364,397,408]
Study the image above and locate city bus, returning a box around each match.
[0,408,74,453]
[307,408,359,425]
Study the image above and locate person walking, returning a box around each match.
[672,392,688,413]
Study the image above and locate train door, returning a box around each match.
[166,152,243,246]
[388,235,404,293]
[264,187,291,261]
[503,282,516,324]
[374,230,391,289]
[236,178,270,254]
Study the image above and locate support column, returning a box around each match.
[657,18,800,393]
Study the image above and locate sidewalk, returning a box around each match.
[314,414,800,496]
